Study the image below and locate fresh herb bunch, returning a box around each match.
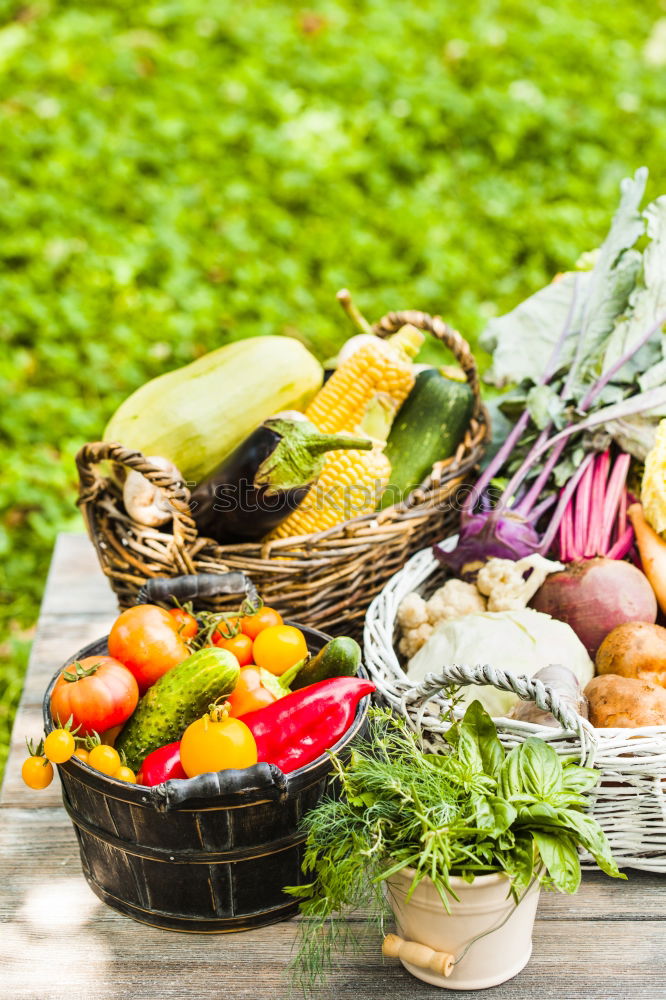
[288,703,623,986]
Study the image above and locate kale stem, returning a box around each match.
[578,312,666,412]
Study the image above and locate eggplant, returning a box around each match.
[190,418,372,543]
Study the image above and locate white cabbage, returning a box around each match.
[406,607,594,718]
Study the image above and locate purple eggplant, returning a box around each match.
[190,418,371,543]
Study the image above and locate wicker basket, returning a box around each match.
[364,541,666,873]
[76,310,489,638]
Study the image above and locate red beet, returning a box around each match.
[530,557,657,658]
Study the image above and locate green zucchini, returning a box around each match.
[290,637,361,690]
[104,337,323,484]
[115,647,240,771]
[378,369,474,509]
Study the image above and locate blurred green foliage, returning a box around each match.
[2,0,666,776]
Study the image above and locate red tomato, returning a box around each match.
[252,625,308,676]
[227,666,281,717]
[50,656,139,736]
[240,607,282,640]
[108,604,189,692]
[167,607,198,639]
[213,632,253,666]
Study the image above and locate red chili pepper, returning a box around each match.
[140,741,187,786]
[240,676,374,774]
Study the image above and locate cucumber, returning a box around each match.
[115,647,240,771]
[290,637,361,690]
[378,369,474,509]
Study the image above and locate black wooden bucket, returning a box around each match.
[42,576,370,933]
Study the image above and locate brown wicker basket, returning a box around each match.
[76,308,489,638]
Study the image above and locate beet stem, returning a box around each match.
[606,524,634,560]
[538,452,595,556]
[599,453,631,554]
[479,279,580,518]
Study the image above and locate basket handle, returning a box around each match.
[137,572,259,610]
[403,662,597,763]
[76,441,199,556]
[350,297,483,422]
[148,762,288,812]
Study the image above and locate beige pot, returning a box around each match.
[384,867,541,990]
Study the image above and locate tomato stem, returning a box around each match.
[63,660,103,683]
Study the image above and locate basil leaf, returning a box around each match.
[532,829,581,894]
[499,745,522,800]
[505,834,534,895]
[557,809,626,880]
[472,793,517,837]
[561,764,600,796]
[517,739,563,802]
[447,700,505,778]
[517,802,559,825]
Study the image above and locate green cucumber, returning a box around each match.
[115,647,240,771]
[290,637,361,690]
[378,368,474,509]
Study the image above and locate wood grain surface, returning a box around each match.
[1,534,665,1000]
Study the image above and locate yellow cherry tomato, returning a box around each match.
[22,756,54,790]
[252,624,308,676]
[114,765,137,784]
[180,706,258,778]
[72,747,89,764]
[43,729,76,764]
[88,744,121,776]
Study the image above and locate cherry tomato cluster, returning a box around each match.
[26,596,310,791]
[211,607,309,717]
[21,723,138,790]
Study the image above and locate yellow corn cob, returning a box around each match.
[267,444,391,538]
[304,324,424,433]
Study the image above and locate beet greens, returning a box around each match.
[437,168,666,572]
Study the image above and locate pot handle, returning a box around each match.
[148,762,288,812]
[403,662,597,765]
[137,572,260,611]
[383,934,454,978]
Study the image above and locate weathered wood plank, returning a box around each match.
[0,906,664,1000]
[16,613,117,707]
[39,533,118,618]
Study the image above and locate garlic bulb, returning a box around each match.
[123,456,182,527]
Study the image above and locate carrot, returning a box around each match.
[627,503,666,615]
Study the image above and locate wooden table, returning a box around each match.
[1,533,665,1000]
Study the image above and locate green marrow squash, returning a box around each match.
[290,637,361,690]
[104,337,323,485]
[378,368,474,509]
[115,647,240,771]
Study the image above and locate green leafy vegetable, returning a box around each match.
[288,702,623,988]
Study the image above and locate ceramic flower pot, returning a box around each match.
[384,867,541,990]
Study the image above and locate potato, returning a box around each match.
[585,674,666,728]
[595,621,666,688]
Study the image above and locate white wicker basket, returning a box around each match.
[364,540,666,873]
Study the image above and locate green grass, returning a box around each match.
[2,0,666,778]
